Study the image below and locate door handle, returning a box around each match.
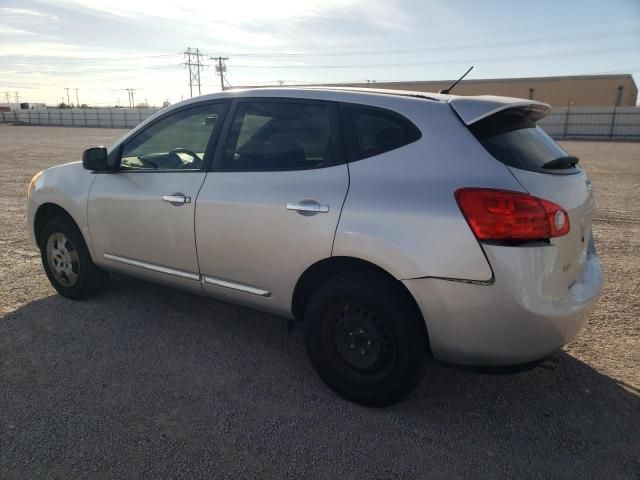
[286,201,329,213]
[162,193,191,205]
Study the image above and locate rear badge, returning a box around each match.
[562,263,573,273]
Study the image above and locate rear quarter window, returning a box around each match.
[340,103,421,161]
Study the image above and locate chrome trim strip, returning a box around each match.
[103,254,200,281]
[202,275,271,297]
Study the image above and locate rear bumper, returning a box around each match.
[403,244,603,365]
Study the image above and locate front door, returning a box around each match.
[195,99,349,315]
[88,102,227,291]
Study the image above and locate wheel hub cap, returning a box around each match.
[46,232,79,287]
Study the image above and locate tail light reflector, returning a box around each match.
[455,188,570,241]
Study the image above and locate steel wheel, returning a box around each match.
[324,300,397,385]
[45,232,80,287]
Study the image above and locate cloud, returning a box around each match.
[0,7,59,19]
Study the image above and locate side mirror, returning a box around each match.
[82,147,108,171]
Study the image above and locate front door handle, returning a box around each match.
[286,201,329,214]
[162,193,191,205]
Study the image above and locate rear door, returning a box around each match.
[195,98,349,316]
[466,104,595,285]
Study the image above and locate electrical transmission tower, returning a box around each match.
[210,56,229,91]
[125,89,136,108]
[183,47,205,97]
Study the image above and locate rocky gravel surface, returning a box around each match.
[0,125,638,479]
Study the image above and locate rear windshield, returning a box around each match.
[469,108,577,174]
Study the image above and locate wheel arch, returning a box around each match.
[34,203,80,247]
[292,256,429,350]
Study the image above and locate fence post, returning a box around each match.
[608,106,617,139]
[47,109,51,125]
[138,109,142,125]
[563,105,571,139]
[83,108,87,126]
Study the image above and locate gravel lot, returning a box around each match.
[1,125,638,479]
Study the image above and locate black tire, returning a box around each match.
[39,215,109,299]
[304,270,428,407]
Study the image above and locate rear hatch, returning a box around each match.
[450,96,595,286]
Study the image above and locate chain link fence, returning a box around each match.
[2,105,639,139]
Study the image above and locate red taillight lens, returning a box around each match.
[455,188,570,241]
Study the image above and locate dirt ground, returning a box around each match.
[0,125,638,479]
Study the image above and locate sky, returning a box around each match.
[1,0,639,106]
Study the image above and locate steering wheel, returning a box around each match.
[167,147,201,168]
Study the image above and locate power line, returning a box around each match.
[231,46,638,69]
[218,28,640,58]
[183,47,206,97]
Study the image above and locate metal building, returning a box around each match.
[330,74,638,107]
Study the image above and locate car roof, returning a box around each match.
[177,86,446,104]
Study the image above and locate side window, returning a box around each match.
[120,103,226,171]
[341,104,421,161]
[221,101,336,171]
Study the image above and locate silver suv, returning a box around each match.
[27,87,603,406]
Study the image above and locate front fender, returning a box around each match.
[27,162,97,257]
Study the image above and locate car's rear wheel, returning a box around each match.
[304,271,428,407]
[39,215,109,299]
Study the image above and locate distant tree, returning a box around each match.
[162,99,171,108]
[135,102,149,109]
[57,102,71,109]
[80,103,89,109]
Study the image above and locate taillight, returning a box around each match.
[455,188,570,241]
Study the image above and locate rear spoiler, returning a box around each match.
[447,95,551,125]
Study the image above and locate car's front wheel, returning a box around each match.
[303,271,428,407]
[39,215,109,299]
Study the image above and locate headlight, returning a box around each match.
[27,170,43,198]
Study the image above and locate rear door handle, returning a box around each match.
[162,193,191,205]
[286,201,329,214]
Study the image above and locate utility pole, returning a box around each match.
[65,88,71,107]
[14,91,20,104]
[210,56,229,91]
[74,88,80,107]
[4,91,11,104]
[183,47,205,97]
